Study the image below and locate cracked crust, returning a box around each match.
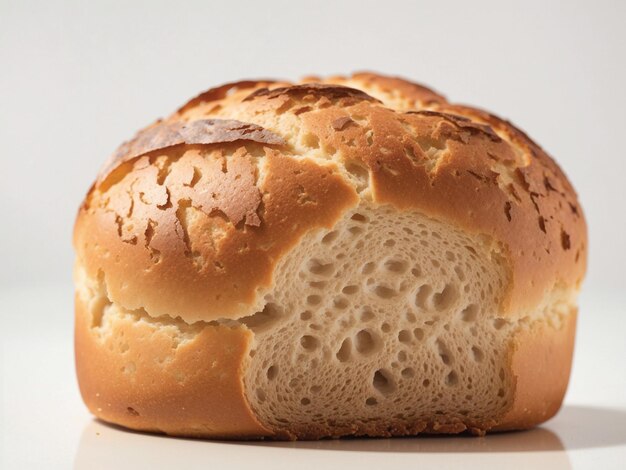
[98,118,286,183]
[76,145,358,321]
[74,72,586,439]
[74,292,272,438]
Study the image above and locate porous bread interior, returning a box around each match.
[242,202,572,435]
[75,72,583,436]
[242,202,505,433]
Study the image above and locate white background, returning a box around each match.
[1,1,625,469]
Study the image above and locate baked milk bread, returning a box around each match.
[74,73,586,439]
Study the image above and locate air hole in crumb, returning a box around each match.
[381,322,391,333]
[373,285,396,299]
[433,284,458,311]
[336,338,352,362]
[413,328,424,340]
[401,368,415,379]
[321,231,339,244]
[384,259,408,273]
[349,226,364,235]
[373,369,396,396]
[384,239,396,247]
[307,295,322,306]
[471,346,484,362]
[446,371,459,386]
[307,259,334,277]
[398,330,412,344]
[300,335,320,351]
[361,262,375,274]
[256,389,266,402]
[351,213,368,223]
[267,365,278,380]
[411,267,422,278]
[415,285,432,309]
[126,407,139,417]
[397,351,407,362]
[300,311,312,321]
[333,297,349,309]
[342,285,359,295]
[366,397,378,406]
[461,304,479,322]
[309,280,327,289]
[436,339,453,365]
[301,397,311,405]
[355,330,378,355]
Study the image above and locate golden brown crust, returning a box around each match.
[98,118,286,183]
[495,310,577,430]
[177,79,278,114]
[75,145,359,321]
[242,83,381,104]
[324,71,447,107]
[74,293,272,438]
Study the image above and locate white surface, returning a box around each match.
[1,285,625,469]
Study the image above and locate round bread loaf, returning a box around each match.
[74,72,586,439]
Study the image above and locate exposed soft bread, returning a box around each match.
[73,72,586,439]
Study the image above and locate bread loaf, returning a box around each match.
[74,72,586,439]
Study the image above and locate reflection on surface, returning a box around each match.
[73,406,626,470]
[545,405,626,450]
[236,426,563,453]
